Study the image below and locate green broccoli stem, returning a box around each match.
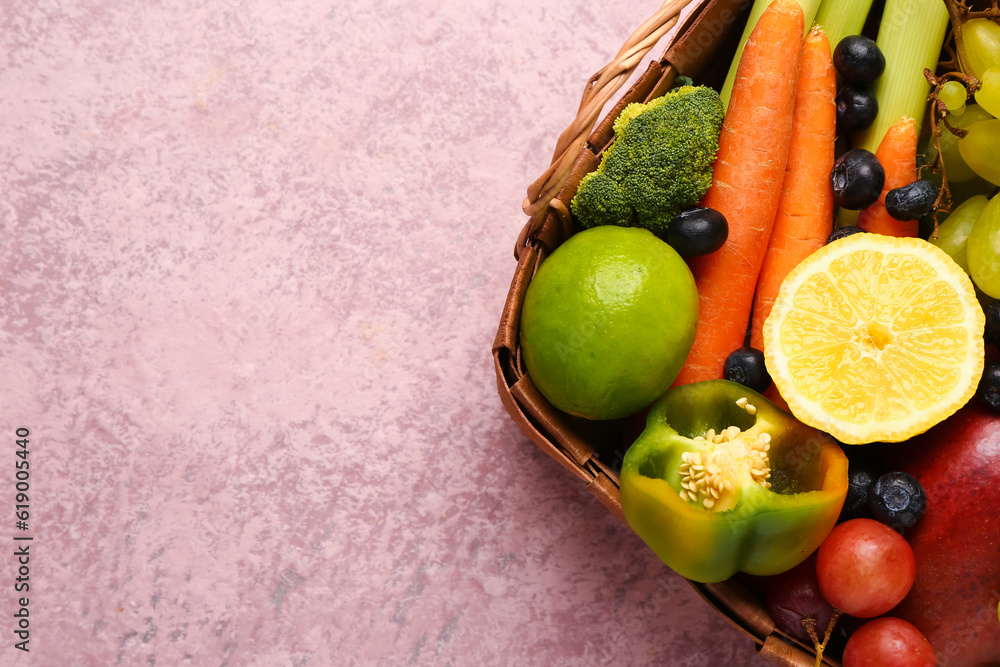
[853,0,950,155]
[814,0,874,52]
[719,0,823,109]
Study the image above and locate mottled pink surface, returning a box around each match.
[0,1,772,664]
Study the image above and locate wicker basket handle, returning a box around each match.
[497,2,841,663]
[519,0,709,246]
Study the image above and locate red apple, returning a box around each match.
[888,399,1000,667]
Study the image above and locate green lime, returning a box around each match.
[520,226,698,420]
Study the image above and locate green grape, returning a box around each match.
[958,119,1000,185]
[963,19,1000,78]
[930,104,995,182]
[975,67,1000,117]
[931,194,988,273]
[967,194,1000,298]
[941,80,968,113]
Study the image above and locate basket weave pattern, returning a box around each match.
[493,1,841,664]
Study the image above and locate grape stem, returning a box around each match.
[946,1,976,81]
[801,609,842,667]
[924,67,965,234]
[924,0,1000,235]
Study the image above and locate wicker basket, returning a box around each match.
[493,1,841,664]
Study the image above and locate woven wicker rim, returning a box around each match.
[518,0,703,251]
[497,2,842,665]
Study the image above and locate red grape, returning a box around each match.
[765,554,837,643]
[842,617,935,667]
[816,518,915,618]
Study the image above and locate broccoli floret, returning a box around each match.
[570,86,724,238]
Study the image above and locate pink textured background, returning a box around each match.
[0,0,772,664]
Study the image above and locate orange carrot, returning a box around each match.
[673,0,804,386]
[858,116,919,237]
[749,26,836,352]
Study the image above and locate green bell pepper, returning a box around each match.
[620,380,848,583]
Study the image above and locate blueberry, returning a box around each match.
[869,472,927,533]
[666,207,728,257]
[840,465,876,522]
[826,225,866,244]
[833,35,886,84]
[723,347,771,393]
[831,149,885,210]
[979,362,1000,413]
[885,179,939,221]
[836,83,879,133]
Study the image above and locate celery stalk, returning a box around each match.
[854,0,950,154]
[814,0,874,52]
[719,0,824,109]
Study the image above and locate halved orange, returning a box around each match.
[763,233,985,444]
